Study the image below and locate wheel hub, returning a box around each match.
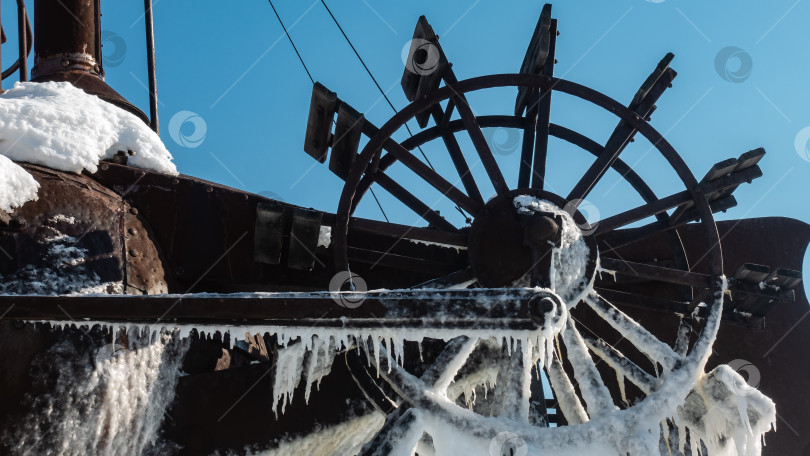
[468,190,569,287]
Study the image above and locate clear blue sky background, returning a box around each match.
[3,0,810,282]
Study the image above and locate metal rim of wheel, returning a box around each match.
[329,72,725,453]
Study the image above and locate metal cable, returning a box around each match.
[268,0,315,84]
[320,0,470,223]
[268,0,390,222]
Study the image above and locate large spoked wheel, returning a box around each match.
[332,73,726,454]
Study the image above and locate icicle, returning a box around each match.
[616,371,628,407]
[272,340,307,416]
[373,337,381,377]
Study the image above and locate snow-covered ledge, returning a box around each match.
[0,81,178,212]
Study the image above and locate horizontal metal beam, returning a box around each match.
[599,257,711,288]
[0,289,545,330]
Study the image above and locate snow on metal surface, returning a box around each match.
[0,216,123,295]
[0,154,39,212]
[0,81,177,175]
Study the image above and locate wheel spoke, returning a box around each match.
[599,257,710,289]
[566,55,677,205]
[443,71,510,196]
[429,105,485,205]
[518,93,538,189]
[491,340,533,422]
[547,342,589,424]
[382,138,482,215]
[673,317,692,357]
[357,408,425,456]
[373,172,457,231]
[586,293,682,371]
[530,19,558,190]
[580,331,657,395]
[421,336,478,395]
[560,320,617,418]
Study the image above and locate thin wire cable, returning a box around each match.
[319,0,437,171]
[320,0,471,224]
[268,0,314,84]
[268,0,390,222]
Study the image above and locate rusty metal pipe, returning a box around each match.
[144,0,159,133]
[17,0,28,81]
[31,0,150,124]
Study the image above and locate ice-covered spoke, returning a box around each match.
[357,408,425,456]
[491,339,533,422]
[673,318,692,358]
[420,336,478,395]
[547,347,589,425]
[560,320,618,418]
[579,331,658,396]
[586,293,683,372]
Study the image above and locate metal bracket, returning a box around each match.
[253,201,288,265]
[288,208,323,271]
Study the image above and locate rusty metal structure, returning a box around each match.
[0,2,809,455]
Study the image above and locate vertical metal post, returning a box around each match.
[144,0,159,134]
[17,0,28,81]
[94,0,102,73]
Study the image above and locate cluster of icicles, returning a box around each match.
[28,298,776,456]
[12,196,776,455]
[5,325,187,456]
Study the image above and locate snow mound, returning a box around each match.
[0,153,38,211]
[0,81,177,175]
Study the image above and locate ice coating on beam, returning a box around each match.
[247,412,386,455]
[0,81,177,175]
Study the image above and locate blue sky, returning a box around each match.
[3,0,810,279]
